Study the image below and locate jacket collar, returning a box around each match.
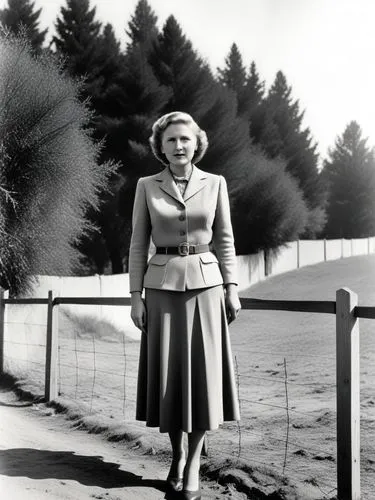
[155,165,208,204]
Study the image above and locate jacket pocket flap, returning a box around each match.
[148,254,169,266]
[199,253,219,264]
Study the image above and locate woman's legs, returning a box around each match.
[183,430,206,491]
[168,429,186,479]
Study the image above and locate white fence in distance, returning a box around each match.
[7,236,375,341]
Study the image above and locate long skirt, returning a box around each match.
[136,285,240,433]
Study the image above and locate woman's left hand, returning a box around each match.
[225,284,241,324]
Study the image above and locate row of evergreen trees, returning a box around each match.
[1,0,375,275]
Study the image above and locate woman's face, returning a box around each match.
[161,122,198,168]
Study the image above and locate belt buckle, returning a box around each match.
[178,242,190,256]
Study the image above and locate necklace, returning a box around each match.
[169,166,192,196]
[169,165,192,181]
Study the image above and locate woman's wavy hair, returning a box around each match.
[149,111,208,166]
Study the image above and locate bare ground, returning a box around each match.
[0,383,246,500]
[2,254,375,499]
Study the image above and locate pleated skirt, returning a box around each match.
[136,285,240,433]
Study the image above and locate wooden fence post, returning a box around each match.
[45,290,59,401]
[0,289,9,375]
[336,288,360,500]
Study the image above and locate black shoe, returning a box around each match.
[180,489,201,500]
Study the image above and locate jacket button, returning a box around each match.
[180,230,186,236]
[179,215,185,221]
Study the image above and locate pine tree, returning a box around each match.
[103,0,168,161]
[217,43,247,94]
[246,62,265,112]
[89,0,169,272]
[52,0,102,97]
[52,0,131,273]
[244,61,265,137]
[258,71,327,235]
[218,43,265,121]
[53,1,124,112]
[148,17,308,253]
[126,0,158,49]
[91,23,125,115]
[0,0,47,53]
[149,16,215,118]
[98,0,166,171]
[217,48,267,142]
[322,121,375,238]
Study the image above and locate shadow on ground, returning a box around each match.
[0,448,167,493]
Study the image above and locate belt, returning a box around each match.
[156,243,211,256]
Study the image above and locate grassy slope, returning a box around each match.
[233,254,375,498]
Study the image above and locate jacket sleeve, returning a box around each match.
[212,175,238,286]
[129,178,151,293]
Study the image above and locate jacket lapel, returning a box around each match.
[183,166,208,201]
[155,166,208,204]
[155,167,185,205]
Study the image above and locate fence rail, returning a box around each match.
[1,288,374,500]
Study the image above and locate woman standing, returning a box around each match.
[129,111,241,500]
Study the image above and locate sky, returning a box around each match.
[1,0,375,163]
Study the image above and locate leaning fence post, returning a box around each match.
[45,290,59,401]
[0,289,9,375]
[336,288,360,500]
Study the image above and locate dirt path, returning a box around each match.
[0,386,242,500]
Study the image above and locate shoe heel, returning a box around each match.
[180,489,201,500]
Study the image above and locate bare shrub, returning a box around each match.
[0,32,114,295]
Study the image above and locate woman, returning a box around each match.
[129,111,241,500]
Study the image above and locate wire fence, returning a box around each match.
[3,302,47,387]
[2,295,375,499]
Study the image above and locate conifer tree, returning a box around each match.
[244,61,265,137]
[149,16,214,117]
[258,71,327,234]
[52,0,127,114]
[52,0,129,273]
[91,23,125,116]
[217,43,247,94]
[103,0,168,158]
[218,47,265,131]
[52,0,102,94]
[126,0,158,49]
[218,43,263,121]
[102,0,168,168]
[0,0,47,53]
[91,0,169,272]
[246,62,265,112]
[148,17,308,253]
[53,0,124,113]
[322,121,375,238]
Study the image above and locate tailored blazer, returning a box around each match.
[129,165,238,293]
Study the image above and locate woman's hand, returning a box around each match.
[130,292,147,334]
[225,284,241,324]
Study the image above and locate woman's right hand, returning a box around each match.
[130,292,147,334]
